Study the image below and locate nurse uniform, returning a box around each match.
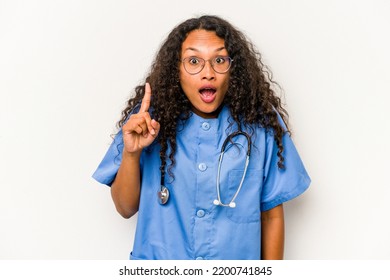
[93,106,310,260]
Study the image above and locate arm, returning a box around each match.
[261,203,285,260]
[111,83,160,219]
[111,151,142,219]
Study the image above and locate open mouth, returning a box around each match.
[199,87,217,103]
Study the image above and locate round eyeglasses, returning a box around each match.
[182,56,233,75]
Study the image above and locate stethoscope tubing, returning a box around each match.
[215,151,250,207]
[214,131,251,208]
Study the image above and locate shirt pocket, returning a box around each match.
[225,169,263,223]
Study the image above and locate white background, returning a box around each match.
[1,0,389,260]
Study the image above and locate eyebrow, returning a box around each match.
[184,46,226,52]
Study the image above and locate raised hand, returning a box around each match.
[122,83,160,154]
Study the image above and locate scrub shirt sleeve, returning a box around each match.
[92,130,124,186]
[260,119,311,211]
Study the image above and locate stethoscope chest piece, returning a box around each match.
[158,186,170,205]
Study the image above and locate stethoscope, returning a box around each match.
[158,131,251,208]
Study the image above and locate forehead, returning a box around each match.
[181,29,226,53]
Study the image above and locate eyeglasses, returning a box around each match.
[181,56,233,75]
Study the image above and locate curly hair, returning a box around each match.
[118,15,290,180]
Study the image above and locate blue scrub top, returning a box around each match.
[92,106,310,260]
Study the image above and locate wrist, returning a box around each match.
[122,149,142,160]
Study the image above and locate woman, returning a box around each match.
[93,15,310,260]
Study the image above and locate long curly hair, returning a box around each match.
[118,15,290,179]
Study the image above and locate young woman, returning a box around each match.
[93,15,310,260]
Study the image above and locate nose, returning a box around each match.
[201,60,215,80]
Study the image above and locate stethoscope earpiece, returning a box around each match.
[228,202,236,208]
[213,199,236,208]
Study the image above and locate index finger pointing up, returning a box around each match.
[139,82,152,113]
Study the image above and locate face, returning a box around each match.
[179,29,230,118]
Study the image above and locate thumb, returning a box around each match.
[151,119,161,137]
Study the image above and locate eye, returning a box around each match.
[188,57,200,65]
[214,56,227,64]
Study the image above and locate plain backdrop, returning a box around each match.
[1,0,389,259]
